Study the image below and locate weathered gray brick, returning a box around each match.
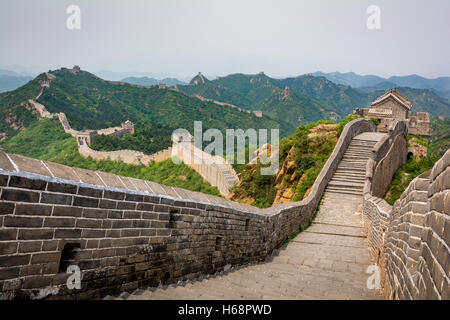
[81,229,106,238]
[4,216,43,228]
[40,192,73,205]
[31,252,60,264]
[99,199,117,209]
[0,242,18,255]
[0,267,20,280]
[83,208,107,219]
[44,217,76,228]
[78,186,103,198]
[55,229,81,238]
[0,202,15,215]
[103,190,125,201]
[18,229,53,240]
[73,196,99,208]
[1,189,40,203]
[53,206,82,217]
[18,241,42,253]
[0,254,30,267]
[47,182,77,194]
[8,176,47,190]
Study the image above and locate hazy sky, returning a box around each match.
[1,0,449,79]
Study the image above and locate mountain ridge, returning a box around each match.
[0,67,287,145]
[178,72,450,127]
[313,71,450,96]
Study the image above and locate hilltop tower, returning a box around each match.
[353,89,430,138]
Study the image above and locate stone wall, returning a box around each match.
[362,121,449,299]
[77,137,172,167]
[407,112,431,137]
[171,138,239,196]
[370,121,408,197]
[0,118,376,299]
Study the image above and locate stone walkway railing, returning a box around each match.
[362,120,449,300]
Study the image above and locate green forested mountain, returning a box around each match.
[429,117,450,157]
[313,71,450,94]
[0,68,287,144]
[179,73,345,128]
[0,73,44,139]
[178,72,450,125]
[277,75,368,116]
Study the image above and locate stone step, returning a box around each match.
[347,146,374,150]
[327,181,363,188]
[333,171,365,178]
[343,151,371,155]
[337,164,366,169]
[335,168,366,174]
[328,181,364,189]
[336,166,366,172]
[347,145,376,150]
[350,139,378,145]
[347,149,373,153]
[325,187,363,196]
[340,161,368,165]
[345,148,373,152]
[334,173,365,179]
[339,160,367,164]
[330,178,365,184]
[342,155,370,159]
[343,152,371,157]
[339,160,367,165]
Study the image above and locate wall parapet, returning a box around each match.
[0,118,376,299]
[370,121,408,197]
[362,118,449,299]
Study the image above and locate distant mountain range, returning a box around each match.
[313,71,450,99]
[0,69,33,93]
[178,72,450,129]
[0,68,284,142]
[1,67,449,148]
[120,76,186,87]
[95,70,192,83]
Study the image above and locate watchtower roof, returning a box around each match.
[371,89,412,110]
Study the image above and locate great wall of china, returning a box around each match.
[0,117,448,300]
[25,71,239,196]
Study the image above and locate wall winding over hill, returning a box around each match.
[362,121,449,299]
[0,119,376,299]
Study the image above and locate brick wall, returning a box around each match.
[370,121,408,197]
[363,133,449,299]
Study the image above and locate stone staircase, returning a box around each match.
[325,136,378,196]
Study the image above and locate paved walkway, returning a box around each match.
[121,133,385,300]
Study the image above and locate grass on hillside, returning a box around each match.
[384,155,438,205]
[0,118,221,196]
[429,117,450,157]
[230,119,340,208]
[384,117,449,205]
